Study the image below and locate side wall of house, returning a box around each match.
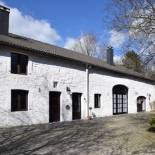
[0,47,155,127]
[89,68,155,117]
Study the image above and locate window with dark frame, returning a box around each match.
[11,53,28,74]
[11,90,28,112]
[113,85,128,115]
[94,94,101,108]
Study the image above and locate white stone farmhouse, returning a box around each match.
[0,5,155,127]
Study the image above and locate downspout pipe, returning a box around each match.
[86,64,91,119]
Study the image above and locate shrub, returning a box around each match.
[150,117,155,125]
[149,117,155,132]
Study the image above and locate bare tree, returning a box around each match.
[71,33,98,57]
[110,0,155,67]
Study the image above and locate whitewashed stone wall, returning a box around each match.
[89,69,155,117]
[0,48,87,127]
[0,47,155,127]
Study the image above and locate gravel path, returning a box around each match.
[0,112,155,155]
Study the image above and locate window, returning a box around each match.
[11,53,28,74]
[11,90,28,112]
[94,94,101,108]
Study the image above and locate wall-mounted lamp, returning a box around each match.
[66,87,71,94]
[53,81,58,88]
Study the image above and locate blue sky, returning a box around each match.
[4,0,108,37]
[0,0,126,60]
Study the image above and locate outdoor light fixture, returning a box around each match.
[53,81,58,88]
[66,87,71,94]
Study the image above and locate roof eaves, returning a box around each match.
[0,34,154,82]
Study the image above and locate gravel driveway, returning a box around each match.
[0,112,155,155]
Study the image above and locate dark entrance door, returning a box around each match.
[49,92,61,122]
[113,85,128,115]
[137,96,146,112]
[137,102,143,112]
[72,93,81,120]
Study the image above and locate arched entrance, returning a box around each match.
[113,85,128,115]
[137,96,146,112]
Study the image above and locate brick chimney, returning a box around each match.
[0,5,10,35]
[107,46,114,65]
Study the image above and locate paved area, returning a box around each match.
[0,113,155,155]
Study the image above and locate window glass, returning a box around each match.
[94,94,101,108]
[11,90,28,112]
[11,53,28,74]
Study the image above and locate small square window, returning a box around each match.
[94,94,101,108]
[11,90,28,112]
[11,53,28,74]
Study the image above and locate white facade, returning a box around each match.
[89,69,155,117]
[0,47,155,127]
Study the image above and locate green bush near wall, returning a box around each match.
[149,117,155,132]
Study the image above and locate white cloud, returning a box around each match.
[64,37,77,49]
[114,55,122,64]
[109,30,127,48]
[0,1,61,44]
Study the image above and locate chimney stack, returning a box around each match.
[0,5,10,35]
[107,46,114,65]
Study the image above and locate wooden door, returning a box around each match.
[137,102,143,112]
[49,92,60,122]
[72,93,81,120]
[113,85,128,115]
[137,96,146,112]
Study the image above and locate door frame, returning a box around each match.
[72,92,82,120]
[113,85,128,115]
[49,91,61,123]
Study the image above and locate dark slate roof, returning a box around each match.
[0,33,154,82]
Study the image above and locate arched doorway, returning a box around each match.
[113,85,128,115]
[137,96,146,112]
